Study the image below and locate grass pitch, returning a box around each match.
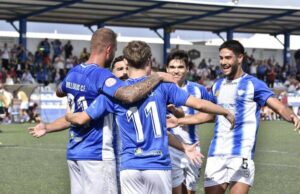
[0,121,299,194]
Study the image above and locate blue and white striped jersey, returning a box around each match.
[86,76,190,170]
[61,64,125,161]
[169,81,211,144]
[208,74,273,159]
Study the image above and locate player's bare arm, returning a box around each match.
[114,72,174,104]
[167,132,204,166]
[167,112,215,128]
[28,117,70,138]
[167,104,185,118]
[266,97,300,130]
[56,82,66,97]
[65,112,91,126]
[185,96,235,128]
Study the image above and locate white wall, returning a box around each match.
[0,36,291,67]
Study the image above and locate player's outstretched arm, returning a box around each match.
[114,72,174,104]
[185,96,235,128]
[28,117,70,138]
[167,132,204,166]
[65,112,91,126]
[266,97,300,131]
[167,104,185,118]
[167,113,215,129]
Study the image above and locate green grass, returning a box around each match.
[0,121,300,194]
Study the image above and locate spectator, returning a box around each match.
[38,38,50,57]
[21,68,35,84]
[249,62,258,77]
[266,64,276,88]
[28,102,40,123]
[0,82,13,125]
[257,60,267,81]
[294,49,300,81]
[1,43,10,70]
[10,44,18,60]
[64,40,73,59]
[0,67,7,83]
[17,44,27,64]
[17,90,29,123]
[79,47,89,63]
[198,58,207,69]
[65,56,74,72]
[53,55,65,71]
[51,39,62,63]
[7,66,17,83]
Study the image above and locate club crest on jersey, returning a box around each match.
[105,78,117,87]
[237,90,245,96]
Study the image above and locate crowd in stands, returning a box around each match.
[0,40,300,124]
[0,39,91,85]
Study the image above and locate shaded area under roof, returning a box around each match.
[0,0,299,36]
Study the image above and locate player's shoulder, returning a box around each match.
[244,74,266,86]
[186,81,206,90]
[211,77,225,88]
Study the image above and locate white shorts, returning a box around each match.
[169,146,201,191]
[67,160,118,194]
[204,156,255,188]
[120,169,171,194]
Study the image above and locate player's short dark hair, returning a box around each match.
[123,41,152,69]
[111,55,125,70]
[219,40,245,56]
[166,50,189,68]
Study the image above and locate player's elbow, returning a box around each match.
[122,96,135,104]
[70,119,85,126]
[56,90,66,97]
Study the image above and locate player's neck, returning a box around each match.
[228,67,244,80]
[85,53,105,68]
[128,68,147,79]
[177,80,186,87]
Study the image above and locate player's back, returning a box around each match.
[62,64,117,160]
[115,76,189,170]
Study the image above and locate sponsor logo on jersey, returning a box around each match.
[134,147,143,156]
[105,78,117,87]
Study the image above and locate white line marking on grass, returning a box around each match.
[1,146,65,152]
[256,162,300,169]
[257,149,299,155]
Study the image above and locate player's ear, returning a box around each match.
[106,44,113,55]
[237,54,244,64]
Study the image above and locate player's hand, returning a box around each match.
[167,104,176,113]
[291,114,300,133]
[183,142,204,166]
[225,111,235,130]
[166,115,179,128]
[167,104,185,118]
[156,72,175,83]
[28,123,47,138]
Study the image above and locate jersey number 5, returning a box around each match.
[126,101,162,142]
